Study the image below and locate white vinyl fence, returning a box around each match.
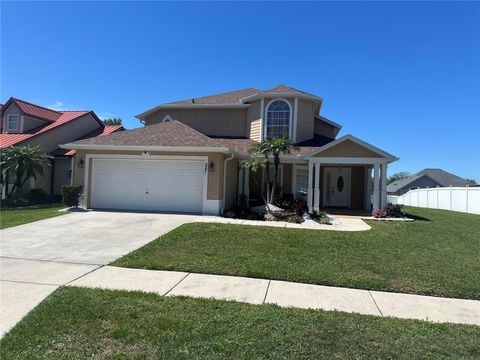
[388,187,480,215]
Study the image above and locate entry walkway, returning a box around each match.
[69,266,480,326]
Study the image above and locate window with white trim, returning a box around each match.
[6,114,19,131]
[295,167,308,200]
[265,100,290,139]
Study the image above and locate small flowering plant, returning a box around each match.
[372,209,388,218]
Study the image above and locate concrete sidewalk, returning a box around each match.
[70,266,480,326]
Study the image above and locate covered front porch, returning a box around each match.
[235,135,395,213]
[237,160,387,212]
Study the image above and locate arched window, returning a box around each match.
[265,100,290,139]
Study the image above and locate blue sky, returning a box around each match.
[1,1,479,181]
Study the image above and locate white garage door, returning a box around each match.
[90,158,205,213]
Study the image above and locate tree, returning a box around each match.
[0,146,53,198]
[102,118,122,125]
[387,171,411,185]
[242,136,298,205]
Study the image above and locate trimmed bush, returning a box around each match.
[25,188,49,204]
[62,185,82,208]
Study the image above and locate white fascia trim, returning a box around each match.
[60,144,232,153]
[136,103,251,120]
[315,115,342,129]
[309,157,388,165]
[303,134,399,162]
[240,92,323,103]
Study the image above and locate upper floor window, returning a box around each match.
[265,100,290,139]
[6,114,19,131]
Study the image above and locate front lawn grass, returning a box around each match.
[0,203,65,229]
[113,207,480,299]
[1,287,479,359]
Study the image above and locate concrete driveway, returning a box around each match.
[0,210,197,337]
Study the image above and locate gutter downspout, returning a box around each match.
[221,152,235,215]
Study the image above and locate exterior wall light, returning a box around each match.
[208,162,215,172]
[78,159,84,169]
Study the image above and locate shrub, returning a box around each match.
[386,203,404,218]
[311,211,331,225]
[25,188,49,204]
[272,195,307,216]
[62,185,82,208]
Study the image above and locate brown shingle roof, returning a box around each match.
[65,120,223,148]
[161,85,321,106]
[166,88,259,105]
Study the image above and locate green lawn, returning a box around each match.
[113,207,480,300]
[1,287,478,359]
[0,203,65,229]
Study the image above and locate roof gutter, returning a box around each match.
[59,144,232,154]
[221,151,235,214]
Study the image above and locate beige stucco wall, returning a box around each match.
[314,119,338,139]
[23,116,48,132]
[296,99,315,143]
[144,108,247,138]
[23,113,102,153]
[350,166,366,209]
[72,150,227,207]
[282,164,292,194]
[313,139,383,158]
[224,159,239,210]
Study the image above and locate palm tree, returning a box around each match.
[243,135,298,205]
[102,118,122,125]
[1,146,53,198]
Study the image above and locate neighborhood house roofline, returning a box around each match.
[303,134,399,162]
[136,103,252,120]
[315,115,342,129]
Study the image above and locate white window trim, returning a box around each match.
[263,98,293,140]
[292,164,308,200]
[6,114,20,132]
[162,114,173,123]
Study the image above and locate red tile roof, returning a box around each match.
[11,98,62,122]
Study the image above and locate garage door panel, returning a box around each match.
[90,158,205,213]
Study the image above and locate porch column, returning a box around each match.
[307,161,314,211]
[365,166,373,210]
[244,166,250,206]
[313,162,321,211]
[381,162,388,208]
[373,163,380,211]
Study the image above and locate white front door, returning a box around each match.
[323,167,351,207]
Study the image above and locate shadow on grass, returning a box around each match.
[404,212,430,221]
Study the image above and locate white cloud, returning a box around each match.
[46,101,72,111]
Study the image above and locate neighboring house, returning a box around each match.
[0,97,124,197]
[62,85,398,214]
[387,168,476,195]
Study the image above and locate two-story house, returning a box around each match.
[0,97,124,198]
[62,85,398,214]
